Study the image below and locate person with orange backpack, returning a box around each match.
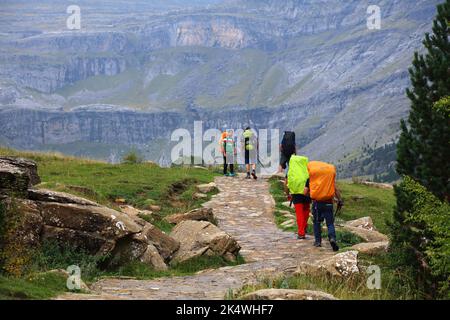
[307,161,343,251]
[286,155,311,239]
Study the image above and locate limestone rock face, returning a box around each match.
[165,207,215,225]
[295,251,359,278]
[0,157,40,194]
[241,289,338,300]
[170,220,240,264]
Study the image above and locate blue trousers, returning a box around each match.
[312,201,336,244]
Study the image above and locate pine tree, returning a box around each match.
[396,0,450,200]
[391,1,450,298]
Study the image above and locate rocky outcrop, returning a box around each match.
[340,217,389,243]
[165,207,215,225]
[351,242,389,255]
[0,157,177,270]
[196,183,217,194]
[170,220,241,264]
[295,251,359,278]
[343,216,375,231]
[241,289,337,300]
[0,157,40,194]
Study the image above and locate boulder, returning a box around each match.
[241,289,337,300]
[0,197,43,247]
[295,251,359,278]
[136,223,180,262]
[343,217,375,231]
[193,192,208,200]
[170,220,240,264]
[106,234,149,268]
[196,182,217,194]
[28,189,100,206]
[351,241,389,255]
[120,205,153,218]
[0,157,40,194]
[165,207,215,225]
[148,205,161,212]
[341,226,389,243]
[41,225,116,255]
[139,244,168,271]
[39,202,142,239]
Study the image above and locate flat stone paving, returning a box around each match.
[57,174,333,300]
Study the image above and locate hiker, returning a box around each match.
[286,155,311,239]
[279,131,296,173]
[219,130,228,175]
[221,129,236,177]
[242,127,258,179]
[307,161,343,252]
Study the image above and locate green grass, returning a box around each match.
[337,182,395,234]
[0,272,68,300]
[233,252,419,300]
[0,147,219,233]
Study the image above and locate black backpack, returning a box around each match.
[281,131,296,157]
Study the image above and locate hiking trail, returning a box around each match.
[58,174,334,300]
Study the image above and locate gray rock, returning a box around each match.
[28,189,100,207]
[0,157,40,194]
[165,207,215,225]
[241,289,338,300]
[295,251,359,278]
[170,220,240,264]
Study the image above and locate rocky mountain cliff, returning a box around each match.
[0,0,441,175]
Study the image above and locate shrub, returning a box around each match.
[30,241,108,282]
[0,200,32,277]
[121,150,143,164]
[390,176,450,299]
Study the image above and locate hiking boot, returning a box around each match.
[297,235,306,240]
[251,171,258,180]
[314,242,322,248]
[246,173,251,179]
[330,239,339,252]
[228,173,236,177]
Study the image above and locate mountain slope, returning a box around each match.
[0,0,441,174]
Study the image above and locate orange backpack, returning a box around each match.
[307,161,336,202]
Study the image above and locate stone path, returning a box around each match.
[58,174,333,300]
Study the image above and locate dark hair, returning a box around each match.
[245,127,251,130]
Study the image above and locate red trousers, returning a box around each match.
[294,203,310,237]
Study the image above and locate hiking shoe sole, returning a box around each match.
[330,240,339,252]
[251,173,258,180]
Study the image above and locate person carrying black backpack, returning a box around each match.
[279,131,296,173]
